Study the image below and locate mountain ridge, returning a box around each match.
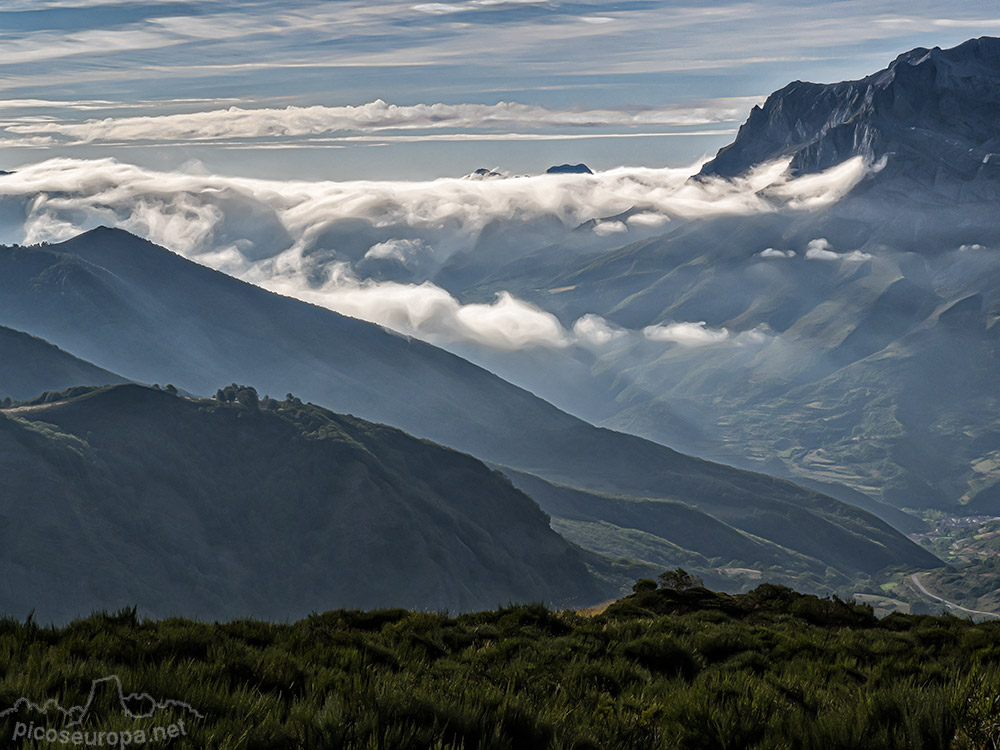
[699,36,1000,192]
[0,383,607,621]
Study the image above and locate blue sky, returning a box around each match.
[0,0,997,178]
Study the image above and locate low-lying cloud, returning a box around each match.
[627,212,670,228]
[643,321,731,345]
[759,247,796,259]
[0,155,872,350]
[271,269,573,350]
[572,314,628,346]
[804,237,872,262]
[642,321,772,347]
[363,238,430,266]
[763,156,875,209]
[593,220,628,236]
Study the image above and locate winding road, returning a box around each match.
[910,573,1000,619]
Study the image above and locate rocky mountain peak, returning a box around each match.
[699,37,1000,187]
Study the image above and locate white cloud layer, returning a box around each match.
[0,156,872,349]
[7,98,762,145]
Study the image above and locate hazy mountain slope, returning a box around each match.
[0,325,129,400]
[499,464,937,578]
[456,209,1000,511]
[748,307,1000,509]
[0,229,937,579]
[496,466,860,591]
[592,245,1000,508]
[0,384,606,622]
[429,37,1000,514]
[0,229,594,454]
[604,40,1000,510]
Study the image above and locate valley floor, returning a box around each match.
[874,513,1000,619]
[909,573,1000,619]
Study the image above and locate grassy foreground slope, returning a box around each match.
[0,384,604,622]
[2,583,1000,749]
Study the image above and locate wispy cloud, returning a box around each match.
[2,1,995,103]
[930,17,1000,28]
[6,98,759,145]
[0,97,246,111]
[411,0,551,13]
[210,131,737,148]
[0,0,995,189]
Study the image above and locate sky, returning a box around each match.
[0,0,997,179]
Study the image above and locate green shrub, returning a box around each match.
[621,637,700,681]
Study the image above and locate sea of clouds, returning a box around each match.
[0,155,872,350]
